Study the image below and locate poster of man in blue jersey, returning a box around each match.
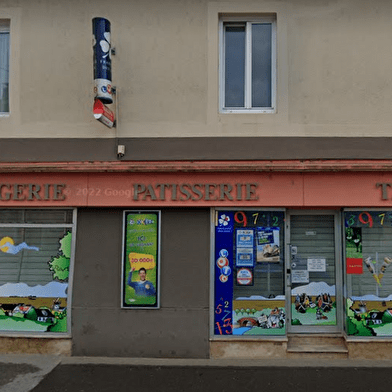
[122,211,160,309]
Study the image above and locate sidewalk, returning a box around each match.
[1,354,392,392]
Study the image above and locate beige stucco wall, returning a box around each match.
[1,0,392,138]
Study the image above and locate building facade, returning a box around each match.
[1,0,392,359]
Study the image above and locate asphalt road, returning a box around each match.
[31,364,388,392]
[2,356,392,392]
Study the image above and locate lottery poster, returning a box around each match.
[214,212,234,335]
[122,211,160,309]
[236,229,254,267]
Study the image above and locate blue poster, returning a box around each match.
[236,228,254,267]
[214,212,234,335]
[256,227,280,262]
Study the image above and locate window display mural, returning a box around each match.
[0,210,74,333]
[122,211,160,309]
[345,210,392,336]
[214,210,285,336]
[289,214,337,327]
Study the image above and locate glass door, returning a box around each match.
[286,211,342,333]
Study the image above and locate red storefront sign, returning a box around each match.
[0,171,392,207]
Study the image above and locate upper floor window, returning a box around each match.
[0,20,10,114]
[219,16,276,113]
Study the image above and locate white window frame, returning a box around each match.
[219,16,276,114]
[0,19,10,115]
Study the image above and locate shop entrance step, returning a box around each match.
[287,334,348,359]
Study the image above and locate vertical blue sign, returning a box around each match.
[92,17,113,103]
[214,211,234,335]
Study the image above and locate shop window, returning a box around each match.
[345,210,392,337]
[0,20,9,113]
[213,209,285,336]
[219,16,276,113]
[0,209,75,334]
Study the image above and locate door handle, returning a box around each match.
[286,268,291,287]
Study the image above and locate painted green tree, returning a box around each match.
[346,298,374,336]
[48,231,72,281]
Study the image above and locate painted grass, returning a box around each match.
[291,304,337,326]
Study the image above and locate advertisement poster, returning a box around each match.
[215,212,234,335]
[236,268,254,286]
[236,229,254,267]
[256,227,280,262]
[345,227,363,274]
[122,211,160,308]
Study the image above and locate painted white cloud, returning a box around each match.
[0,242,39,255]
[235,295,286,300]
[0,282,67,298]
[350,294,392,301]
[291,281,336,296]
[236,288,392,302]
